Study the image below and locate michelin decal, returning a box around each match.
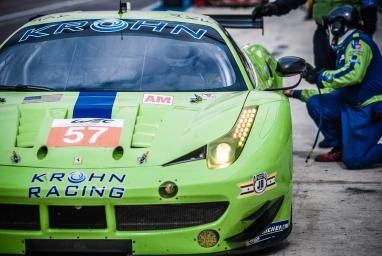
[247,220,289,246]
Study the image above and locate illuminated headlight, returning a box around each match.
[207,106,258,169]
[208,142,235,169]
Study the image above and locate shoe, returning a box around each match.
[315,147,342,162]
[318,138,335,148]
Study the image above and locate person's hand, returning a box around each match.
[283,89,294,97]
[302,63,318,84]
[252,3,278,19]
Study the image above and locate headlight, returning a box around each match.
[207,106,258,169]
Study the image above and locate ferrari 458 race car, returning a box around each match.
[0,9,303,255]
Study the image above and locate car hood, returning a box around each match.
[0,91,249,168]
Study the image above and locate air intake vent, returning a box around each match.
[0,204,40,230]
[16,107,46,147]
[115,202,229,231]
[49,206,106,229]
[131,108,165,148]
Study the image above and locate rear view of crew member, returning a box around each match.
[301,5,382,169]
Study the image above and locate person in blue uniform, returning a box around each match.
[290,5,382,169]
[253,0,378,148]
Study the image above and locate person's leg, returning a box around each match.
[312,25,336,148]
[342,102,382,169]
[313,25,336,70]
[306,93,342,147]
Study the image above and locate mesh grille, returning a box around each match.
[115,202,229,231]
[49,206,106,229]
[0,204,40,230]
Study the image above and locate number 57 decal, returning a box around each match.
[47,119,124,147]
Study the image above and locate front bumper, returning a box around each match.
[15,225,291,256]
[0,149,292,255]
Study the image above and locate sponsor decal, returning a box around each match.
[18,19,207,43]
[190,93,215,103]
[90,19,128,33]
[202,93,215,100]
[352,41,363,50]
[22,94,62,104]
[238,172,276,198]
[247,220,289,246]
[143,94,173,105]
[28,171,126,199]
[46,118,123,148]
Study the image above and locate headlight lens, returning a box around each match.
[207,106,258,169]
[215,143,233,163]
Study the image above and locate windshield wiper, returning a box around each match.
[0,84,57,92]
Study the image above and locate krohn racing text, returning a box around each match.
[28,171,126,199]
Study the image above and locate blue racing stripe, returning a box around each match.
[73,92,117,118]
[334,55,358,79]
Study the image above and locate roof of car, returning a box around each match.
[25,11,221,29]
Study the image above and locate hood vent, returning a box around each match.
[131,108,164,148]
[16,107,67,148]
[16,108,46,148]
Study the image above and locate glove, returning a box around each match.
[302,63,319,84]
[361,6,377,36]
[252,3,279,19]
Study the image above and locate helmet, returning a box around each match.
[323,5,361,37]
[323,5,361,49]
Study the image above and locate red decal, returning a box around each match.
[143,94,173,105]
[46,119,123,148]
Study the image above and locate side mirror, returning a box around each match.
[276,56,306,77]
[265,56,306,91]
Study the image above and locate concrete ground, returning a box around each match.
[191,6,382,256]
[0,2,381,255]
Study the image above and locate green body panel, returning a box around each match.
[242,44,283,91]
[0,11,293,255]
[313,0,360,25]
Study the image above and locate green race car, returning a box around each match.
[0,9,301,255]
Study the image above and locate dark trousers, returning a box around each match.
[306,92,382,169]
[313,25,336,70]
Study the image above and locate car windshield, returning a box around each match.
[0,19,246,92]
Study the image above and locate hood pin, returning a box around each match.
[138,151,149,165]
[11,150,21,164]
[0,97,5,104]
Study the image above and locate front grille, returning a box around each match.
[115,202,229,231]
[49,206,106,229]
[0,204,40,230]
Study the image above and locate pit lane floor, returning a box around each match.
[190,6,382,256]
